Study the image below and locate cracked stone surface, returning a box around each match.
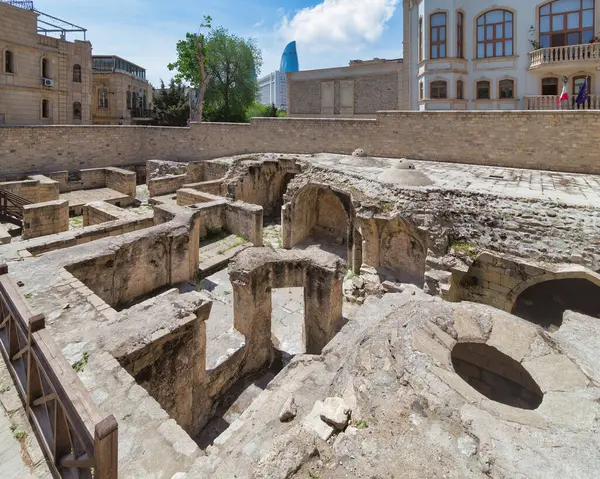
[189,289,600,478]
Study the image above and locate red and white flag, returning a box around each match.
[558,77,569,104]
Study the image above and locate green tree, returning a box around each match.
[168,16,212,122]
[152,79,189,127]
[169,21,262,123]
[245,102,285,121]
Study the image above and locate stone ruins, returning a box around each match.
[1,142,599,478]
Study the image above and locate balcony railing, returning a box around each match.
[130,108,153,119]
[525,94,600,110]
[529,43,600,68]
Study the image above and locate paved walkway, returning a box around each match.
[308,154,600,207]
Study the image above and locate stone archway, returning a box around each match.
[229,247,347,374]
[512,278,600,329]
[377,217,427,286]
[282,184,354,260]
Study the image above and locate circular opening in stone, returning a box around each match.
[451,342,543,410]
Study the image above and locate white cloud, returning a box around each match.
[253,20,264,28]
[279,0,398,51]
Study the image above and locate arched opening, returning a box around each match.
[73,64,81,83]
[5,50,14,73]
[41,100,49,119]
[378,219,426,286]
[41,57,49,78]
[289,186,350,260]
[451,342,543,410]
[73,102,82,120]
[512,278,600,330]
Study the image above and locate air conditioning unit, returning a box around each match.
[42,78,54,87]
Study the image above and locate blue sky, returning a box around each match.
[34,0,403,85]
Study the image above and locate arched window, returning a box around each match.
[457,12,464,59]
[41,100,49,119]
[73,102,82,120]
[539,0,594,48]
[457,80,464,99]
[418,17,424,62]
[41,58,49,78]
[430,13,447,59]
[419,81,424,100]
[5,50,14,73]
[430,80,447,99]
[73,64,81,83]
[499,79,514,99]
[476,80,491,99]
[476,10,514,58]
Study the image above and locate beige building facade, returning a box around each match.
[92,56,153,125]
[287,58,407,118]
[0,2,92,125]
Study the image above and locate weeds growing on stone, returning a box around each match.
[72,351,89,373]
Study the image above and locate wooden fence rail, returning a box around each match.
[0,264,117,478]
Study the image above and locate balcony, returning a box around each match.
[529,43,600,69]
[524,95,600,110]
[130,108,153,119]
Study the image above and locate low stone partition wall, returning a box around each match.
[105,167,136,201]
[182,179,224,196]
[177,189,263,245]
[226,201,263,246]
[176,188,222,206]
[83,201,136,227]
[0,174,59,203]
[22,214,154,256]
[45,167,136,205]
[148,174,187,197]
[65,208,201,309]
[22,199,68,239]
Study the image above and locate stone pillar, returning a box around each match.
[358,218,380,270]
[303,265,343,354]
[232,266,274,374]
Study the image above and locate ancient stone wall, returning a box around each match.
[83,201,135,227]
[148,174,187,197]
[0,175,59,203]
[22,199,68,239]
[105,167,136,200]
[3,112,600,175]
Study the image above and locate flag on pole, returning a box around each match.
[558,76,569,105]
[576,77,589,105]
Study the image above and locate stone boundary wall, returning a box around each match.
[2,112,600,175]
[22,199,69,239]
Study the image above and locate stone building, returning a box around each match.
[0,1,92,125]
[91,55,153,125]
[286,58,406,118]
[403,0,600,110]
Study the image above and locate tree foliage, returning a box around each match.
[246,103,286,121]
[152,79,189,127]
[169,21,262,123]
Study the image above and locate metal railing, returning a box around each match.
[524,94,600,110]
[130,108,153,119]
[0,264,118,478]
[529,43,600,68]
